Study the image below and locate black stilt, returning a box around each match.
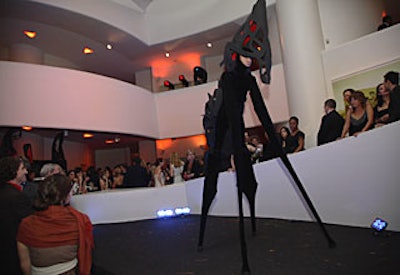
[198,163,219,250]
[238,189,251,274]
[244,190,257,236]
[279,154,336,248]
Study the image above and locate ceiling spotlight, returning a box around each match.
[83,47,94,54]
[165,52,170,58]
[23,30,37,39]
[21,126,32,131]
[164,80,175,90]
[206,42,212,48]
[106,44,113,50]
[179,74,189,87]
[114,137,120,143]
[194,66,208,85]
[83,133,94,138]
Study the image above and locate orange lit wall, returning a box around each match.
[156,134,206,159]
[151,52,201,92]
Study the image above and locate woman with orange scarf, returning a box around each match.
[17,174,94,275]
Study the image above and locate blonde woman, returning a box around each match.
[341,91,374,137]
[170,152,184,183]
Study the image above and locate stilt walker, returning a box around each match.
[198,1,335,274]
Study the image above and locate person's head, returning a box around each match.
[350,91,367,109]
[132,156,142,166]
[382,15,393,25]
[384,71,399,90]
[67,170,76,180]
[186,149,195,161]
[34,174,73,210]
[239,55,252,68]
[104,166,111,178]
[343,88,355,104]
[250,136,259,146]
[170,152,182,167]
[289,116,299,132]
[40,163,65,177]
[324,99,336,113]
[155,158,164,168]
[0,156,27,184]
[376,83,389,106]
[244,132,250,143]
[280,127,290,139]
[113,165,122,177]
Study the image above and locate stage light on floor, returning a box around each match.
[175,207,190,215]
[157,209,174,218]
[157,207,191,218]
[371,217,388,235]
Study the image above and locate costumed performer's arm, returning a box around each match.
[248,77,281,155]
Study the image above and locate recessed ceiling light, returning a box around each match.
[106,44,112,50]
[165,52,170,58]
[105,139,115,144]
[206,42,212,48]
[83,47,94,54]
[83,133,94,138]
[21,126,32,131]
[23,30,36,39]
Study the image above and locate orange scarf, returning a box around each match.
[17,205,94,275]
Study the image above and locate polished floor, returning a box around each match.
[91,215,399,275]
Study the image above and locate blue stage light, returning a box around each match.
[371,217,388,232]
[157,207,191,218]
[175,207,191,215]
[157,209,174,218]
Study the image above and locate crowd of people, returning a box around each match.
[61,151,206,194]
[1,69,398,274]
[281,71,400,151]
[0,156,93,274]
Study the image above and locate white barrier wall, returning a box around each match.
[72,122,400,231]
[322,24,400,97]
[0,61,159,138]
[0,62,288,139]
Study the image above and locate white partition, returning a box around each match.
[72,122,400,231]
[71,183,188,224]
[0,61,288,139]
[0,61,159,138]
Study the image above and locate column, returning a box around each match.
[276,0,326,149]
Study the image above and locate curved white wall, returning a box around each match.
[0,62,288,139]
[322,24,400,97]
[0,61,159,138]
[72,122,400,232]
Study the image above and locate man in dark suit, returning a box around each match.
[317,99,345,146]
[123,156,150,188]
[0,156,34,274]
[384,71,400,123]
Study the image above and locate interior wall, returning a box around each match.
[94,147,131,169]
[155,63,290,139]
[318,0,384,49]
[322,24,400,97]
[0,61,159,138]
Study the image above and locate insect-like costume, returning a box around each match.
[198,1,335,274]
